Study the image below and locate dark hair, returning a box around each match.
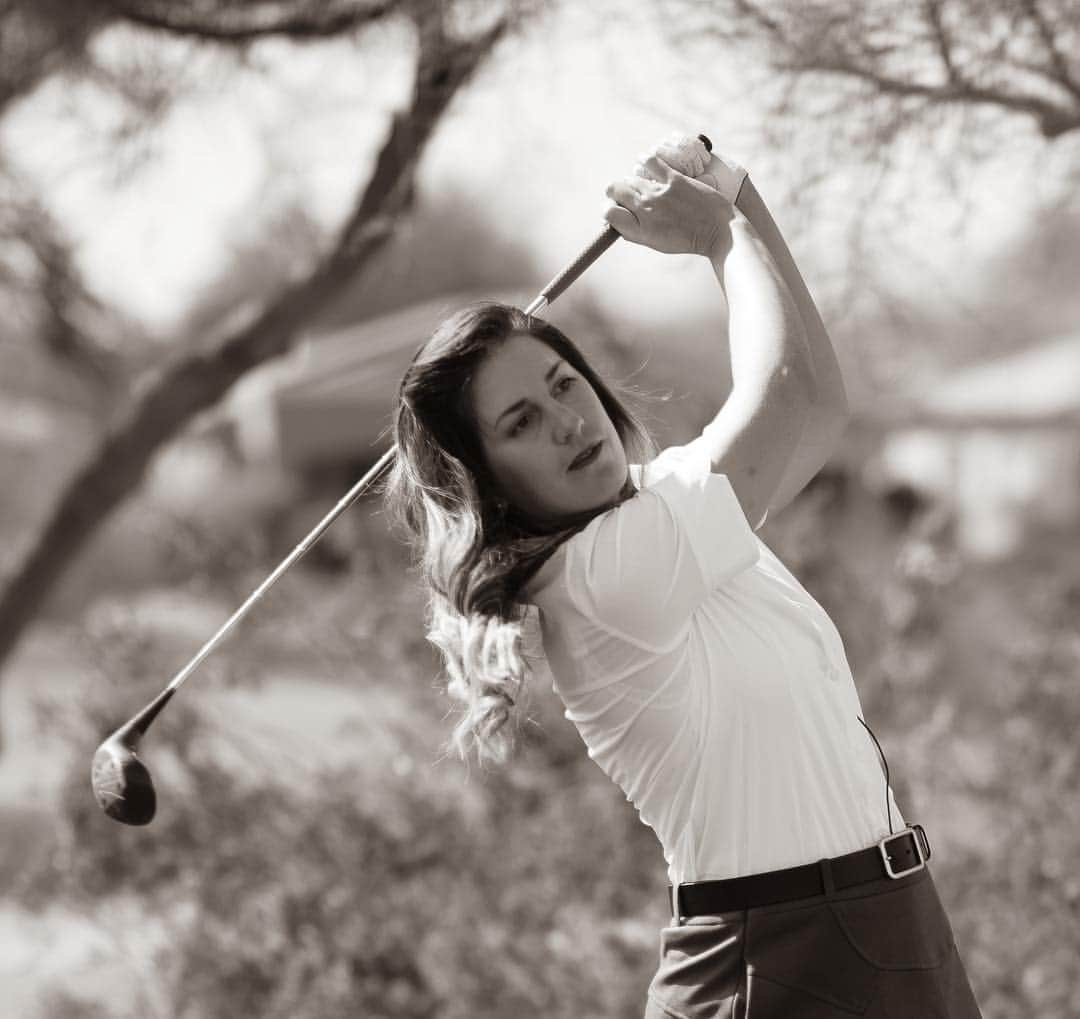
[382,301,658,764]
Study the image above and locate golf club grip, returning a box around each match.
[539,134,711,308]
[537,224,619,307]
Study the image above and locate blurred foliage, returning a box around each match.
[768,473,1080,1019]
[10,487,663,1018]
[6,463,1079,1017]
[665,0,1080,139]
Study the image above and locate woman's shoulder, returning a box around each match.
[524,440,737,606]
[522,446,692,605]
[631,440,712,490]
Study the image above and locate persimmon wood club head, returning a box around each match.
[91,688,174,825]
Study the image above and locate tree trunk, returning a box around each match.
[0,15,507,679]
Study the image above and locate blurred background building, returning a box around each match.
[868,333,1080,559]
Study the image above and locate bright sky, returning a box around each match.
[0,2,1046,335]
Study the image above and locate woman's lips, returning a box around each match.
[568,441,602,470]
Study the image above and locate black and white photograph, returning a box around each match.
[1,1,1078,1016]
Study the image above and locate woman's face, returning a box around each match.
[468,333,629,524]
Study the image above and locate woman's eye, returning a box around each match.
[508,378,575,437]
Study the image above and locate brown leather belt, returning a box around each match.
[669,825,932,921]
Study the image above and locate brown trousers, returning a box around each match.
[644,866,982,1018]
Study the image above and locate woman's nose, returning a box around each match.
[553,407,585,442]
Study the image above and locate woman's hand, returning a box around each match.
[604,143,735,259]
[653,134,748,205]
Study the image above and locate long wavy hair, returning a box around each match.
[382,301,659,767]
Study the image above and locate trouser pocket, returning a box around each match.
[746,899,877,1015]
[828,869,953,970]
[646,914,744,1018]
[827,871,983,1018]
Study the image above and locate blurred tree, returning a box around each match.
[1,0,192,393]
[659,0,1079,249]
[0,0,532,683]
[652,0,1080,386]
[0,172,123,387]
[663,0,1079,149]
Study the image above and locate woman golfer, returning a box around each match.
[386,136,982,1017]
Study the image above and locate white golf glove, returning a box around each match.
[638,132,747,205]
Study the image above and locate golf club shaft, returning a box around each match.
[164,221,623,695]
[165,450,392,693]
[525,224,619,316]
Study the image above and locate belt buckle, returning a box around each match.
[878,825,929,879]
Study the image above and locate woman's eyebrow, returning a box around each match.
[494,359,565,428]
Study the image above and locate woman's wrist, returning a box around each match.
[704,208,752,264]
[702,223,732,263]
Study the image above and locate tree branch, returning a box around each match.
[129,0,394,41]
[922,0,960,86]
[107,0,399,43]
[730,0,786,42]
[0,2,104,116]
[1019,0,1080,102]
[0,11,510,676]
[785,55,1080,137]
[685,0,1080,141]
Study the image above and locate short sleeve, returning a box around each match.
[651,446,762,589]
[564,443,760,652]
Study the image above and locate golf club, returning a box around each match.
[91,134,713,825]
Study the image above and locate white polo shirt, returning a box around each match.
[523,440,903,886]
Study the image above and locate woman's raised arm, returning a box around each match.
[697,208,817,530]
[731,178,851,517]
[603,143,821,531]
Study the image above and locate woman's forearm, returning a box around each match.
[709,214,815,403]
[734,178,849,414]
